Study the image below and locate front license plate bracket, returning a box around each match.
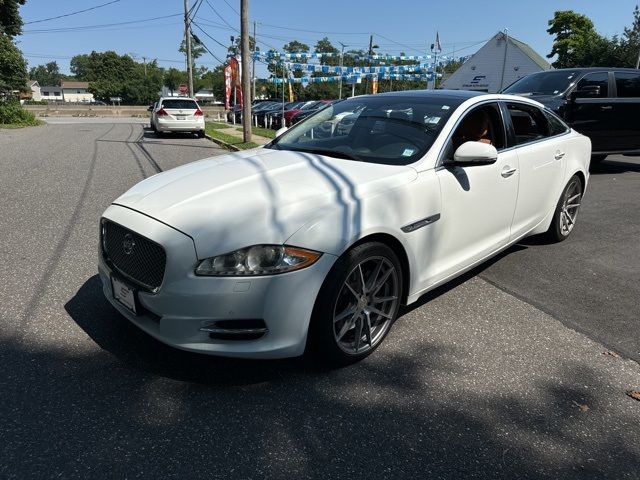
[111,275,138,315]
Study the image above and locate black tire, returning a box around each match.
[307,242,403,366]
[197,130,205,138]
[546,175,583,243]
[591,154,607,163]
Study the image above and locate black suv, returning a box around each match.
[503,68,640,161]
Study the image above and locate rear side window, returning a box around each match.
[614,72,640,98]
[576,72,609,97]
[544,109,570,136]
[506,103,550,146]
[161,99,198,109]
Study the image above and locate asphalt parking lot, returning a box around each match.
[0,119,638,479]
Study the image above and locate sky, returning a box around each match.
[15,0,640,78]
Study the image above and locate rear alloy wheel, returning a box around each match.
[546,175,583,242]
[308,242,402,365]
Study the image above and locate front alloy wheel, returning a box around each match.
[547,175,583,242]
[308,242,403,365]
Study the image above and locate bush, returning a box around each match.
[23,99,49,105]
[0,99,40,126]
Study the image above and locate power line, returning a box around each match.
[23,0,121,25]
[222,0,239,16]
[257,22,371,35]
[190,21,230,63]
[205,0,236,31]
[22,13,182,34]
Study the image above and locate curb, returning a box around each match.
[204,133,240,152]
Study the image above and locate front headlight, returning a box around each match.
[195,245,321,276]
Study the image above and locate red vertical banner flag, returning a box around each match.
[224,64,232,110]
[229,57,243,108]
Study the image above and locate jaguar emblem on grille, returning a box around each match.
[123,233,135,255]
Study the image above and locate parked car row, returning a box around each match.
[226,99,338,129]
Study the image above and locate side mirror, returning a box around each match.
[573,85,600,99]
[147,105,154,112]
[453,141,498,165]
[275,126,288,137]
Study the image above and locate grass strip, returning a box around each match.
[205,125,259,150]
[206,121,230,130]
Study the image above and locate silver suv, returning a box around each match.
[151,97,205,137]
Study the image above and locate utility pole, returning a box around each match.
[142,56,147,77]
[252,20,257,101]
[183,0,194,97]
[240,0,251,143]
[365,34,373,94]
[338,42,346,99]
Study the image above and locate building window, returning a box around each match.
[54,92,60,96]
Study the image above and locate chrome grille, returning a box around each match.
[101,219,166,291]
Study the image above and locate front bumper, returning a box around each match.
[98,204,337,359]
[156,117,204,132]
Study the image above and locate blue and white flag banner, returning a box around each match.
[266,72,441,84]
[253,51,449,63]
[284,63,434,74]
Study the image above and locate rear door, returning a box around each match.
[566,71,613,152]
[504,102,566,240]
[612,70,640,151]
[160,98,200,121]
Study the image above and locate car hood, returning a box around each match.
[114,148,417,259]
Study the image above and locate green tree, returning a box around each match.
[179,34,207,64]
[28,61,63,86]
[227,35,256,56]
[163,68,185,95]
[622,5,640,66]
[0,0,26,37]
[546,10,618,67]
[315,37,340,66]
[0,34,28,93]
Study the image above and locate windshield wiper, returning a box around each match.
[285,147,362,161]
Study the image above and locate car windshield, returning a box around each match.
[503,70,580,96]
[267,95,457,166]
[161,99,198,109]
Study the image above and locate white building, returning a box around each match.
[27,80,42,101]
[60,81,94,103]
[40,86,64,102]
[441,32,551,93]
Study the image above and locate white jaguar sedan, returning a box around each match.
[99,90,590,364]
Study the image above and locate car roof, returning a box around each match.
[159,97,198,101]
[527,67,640,73]
[366,89,487,101]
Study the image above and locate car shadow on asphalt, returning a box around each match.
[19,271,640,478]
[65,242,529,387]
[589,158,640,175]
[64,275,313,386]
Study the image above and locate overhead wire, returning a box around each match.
[22,0,121,25]
[21,13,183,34]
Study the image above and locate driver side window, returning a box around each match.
[444,103,505,161]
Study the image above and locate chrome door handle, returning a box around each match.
[555,151,565,160]
[501,166,517,178]
[600,106,613,111]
